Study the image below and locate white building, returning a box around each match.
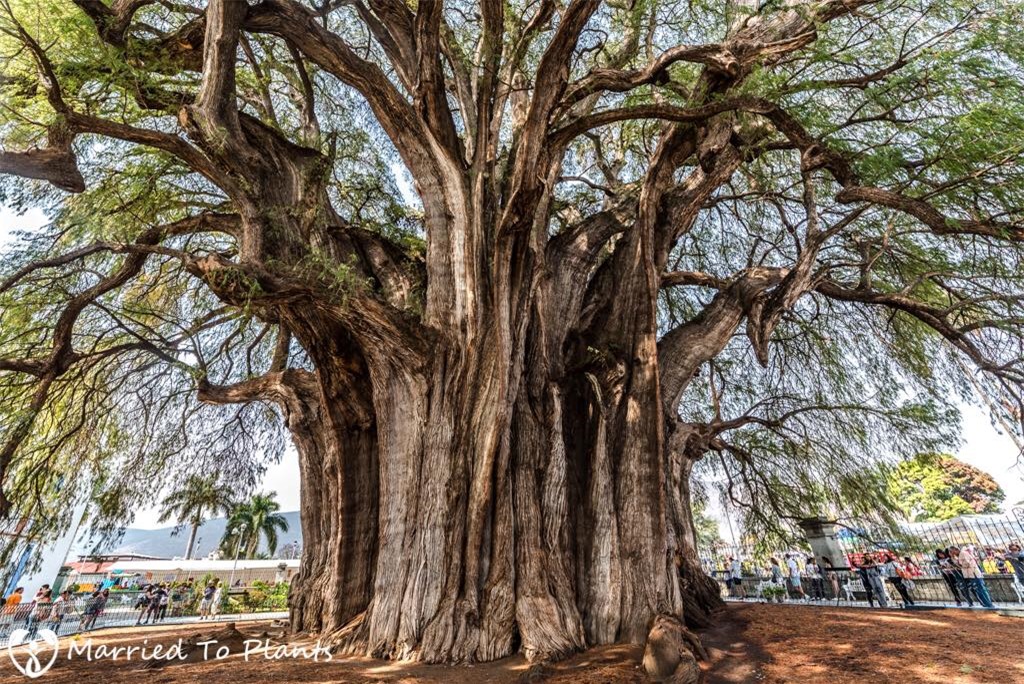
[96,558,301,589]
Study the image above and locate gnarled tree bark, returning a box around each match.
[8,0,1013,669]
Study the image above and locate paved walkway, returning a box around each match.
[0,611,288,648]
[723,596,1021,610]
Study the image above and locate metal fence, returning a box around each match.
[836,512,1024,578]
[0,583,288,645]
[69,566,296,594]
[699,511,1024,606]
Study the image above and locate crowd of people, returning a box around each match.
[849,552,919,608]
[717,541,1024,609]
[0,578,228,638]
[0,585,107,637]
[129,579,224,624]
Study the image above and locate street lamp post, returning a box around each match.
[227,535,242,589]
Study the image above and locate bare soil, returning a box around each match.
[2,604,1020,683]
[708,603,1024,683]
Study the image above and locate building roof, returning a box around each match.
[75,553,168,561]
[108,559,300,573]
[66,560,115,575]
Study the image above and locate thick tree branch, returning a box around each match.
[561,44,740,108]
[814,279,1024,382]
[0,212,239,295]
[659,267,788,415]
[189,0,248,160]
[197,368,316,407]
[70,0,156,45]
[0,143,85,193]
[412,0,463,160]
[836,186,1024,241]
[245,0,432,175]
[358,0,418,92]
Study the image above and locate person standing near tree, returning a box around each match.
[769,557,784,585]
[727,557,746,599]
[785,554,806,601]
[1,587,24,636]
[47,590,74,634]
[1003,543,1024,583]
[156,583,170,621]
[210,581,223,620]
[80,589,108,631]
[821,557,841,599]
[951,546,994,608]
[139,585,163,625]
[935,549,970,606]
[854,559,875,607]
[883,554,915,607]
[805,557,824,601]
[198,583,215,619]
[26,585,52,637]
[859,554,888,608]
[134,585,153,624]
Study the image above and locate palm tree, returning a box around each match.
[220,492,289,559]
[157,474,235,560]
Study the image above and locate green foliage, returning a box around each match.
[887,453,1005,521]
[0,0,1023,586]
[224,580,289,613]
[159,474,235,526]
[157,474,236,557]
[220,492,289,559]
[693,498,723,548]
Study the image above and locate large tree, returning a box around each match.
[1,0,1023,665]
[888,453,1005,521]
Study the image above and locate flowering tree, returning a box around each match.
[889,454,1006,521]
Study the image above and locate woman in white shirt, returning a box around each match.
[210,583,224,619]
[951,546,994,608]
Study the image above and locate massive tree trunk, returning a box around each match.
[6,0,1017,669]
[278,341,715,664]
[252,199,724,663]
[22,0,865,666]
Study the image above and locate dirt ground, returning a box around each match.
[1,604,1020,683]
[705,603,1024,683]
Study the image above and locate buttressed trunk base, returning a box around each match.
[282,318,720,664]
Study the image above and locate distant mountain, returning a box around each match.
[72,511,303,560]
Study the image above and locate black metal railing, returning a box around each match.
[699,511,1024,607]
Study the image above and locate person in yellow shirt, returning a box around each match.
[981,549,1000,575]
[1,587,25,636]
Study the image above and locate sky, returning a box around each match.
[1,203,1022,531]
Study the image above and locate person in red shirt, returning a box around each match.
[901,557,923,578]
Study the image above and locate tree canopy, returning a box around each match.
[1,0,1024,661]
[887,452,1006,521]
